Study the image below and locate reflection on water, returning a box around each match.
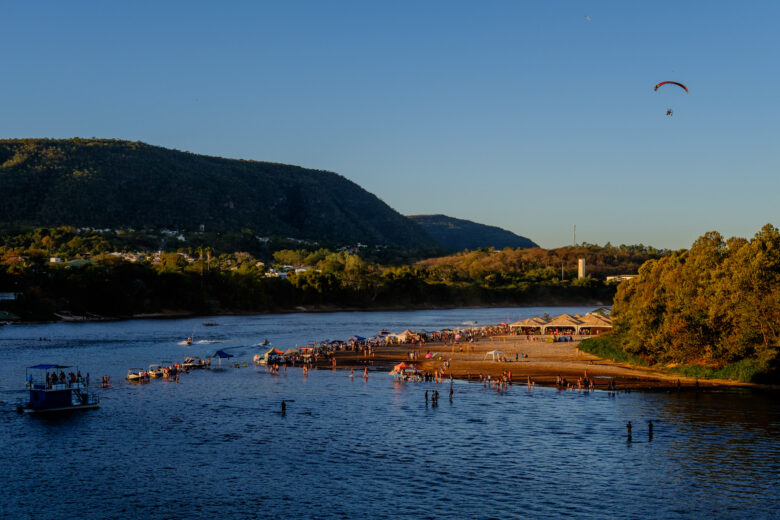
[0,308,777,519]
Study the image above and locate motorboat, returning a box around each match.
[18,364,99,414]
[148,364,164,378]
[126,368,148,382]
[182,356,207,369]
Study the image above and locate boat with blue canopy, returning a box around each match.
[18,364,100,414]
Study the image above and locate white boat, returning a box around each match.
[54,312,87,322]
[125,368,147,382]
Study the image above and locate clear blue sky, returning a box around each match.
[2,1,778,249]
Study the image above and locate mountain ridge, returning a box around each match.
[408,214,538,251]
[0,138,435,248]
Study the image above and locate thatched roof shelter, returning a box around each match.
[510,316,549,331]
[576,313,613,333]
[542,314,583,334]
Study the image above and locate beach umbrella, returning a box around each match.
[389,362,415,375]
[211,349,234,368]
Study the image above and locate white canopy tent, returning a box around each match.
[484,350,504,361]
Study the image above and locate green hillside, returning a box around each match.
[0,138,435,248]
[408,214,538,251]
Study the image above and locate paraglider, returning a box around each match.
[655,81,688,116]
[654,81,689,93]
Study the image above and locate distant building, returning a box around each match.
[578,258,586,279]
[606,275,637,283]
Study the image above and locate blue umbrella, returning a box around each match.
[211,349,234,368]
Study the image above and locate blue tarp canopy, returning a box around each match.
[211,350,234,359]
[348,335,366,342]
[28,364,70,370]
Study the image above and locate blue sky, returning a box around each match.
[2,1,778,249]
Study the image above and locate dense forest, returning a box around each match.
[598,224,779,382]
[0,225,443,265]
[0,232,647,320]
[0,138,435,248]
[416,243,667,280]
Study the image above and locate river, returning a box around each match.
[0,306,777,519]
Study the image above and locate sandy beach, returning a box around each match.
[334,335,756,390]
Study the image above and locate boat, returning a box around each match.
[202,321,218,327]
[17,364,99,414]
[148,364,164,378]
[182,356,207,369]
[126,368,148,382]
[53,311,87,322]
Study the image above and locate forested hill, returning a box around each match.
[0,138,436,248]
[408,214,538,251]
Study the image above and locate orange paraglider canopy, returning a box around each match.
[654,81,689,93]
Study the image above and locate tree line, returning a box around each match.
[609,224,779,382]
[0,237,640,320]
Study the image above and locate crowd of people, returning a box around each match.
[34,370,89,389]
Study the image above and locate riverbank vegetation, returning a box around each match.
[0,227,664,320]
[591,224,780,384]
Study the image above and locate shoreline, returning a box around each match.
[8,308,773,391]
[4,300,610,325]
[331,336,778,391]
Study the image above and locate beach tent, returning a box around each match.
[389,362,415,375]
[484,350,504,362]
[259,347,284,365]
[284,348,298,356]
